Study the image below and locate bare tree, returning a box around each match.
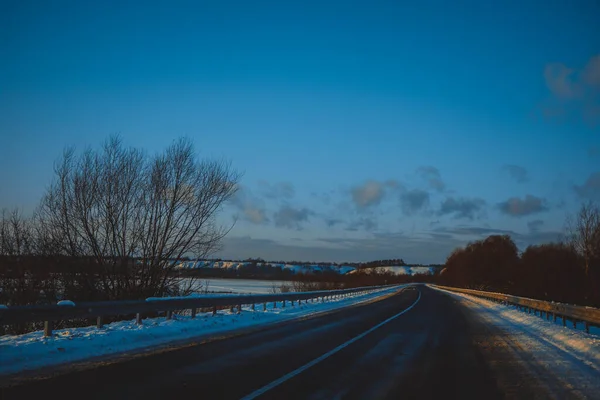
[36,136,240,300]
[567,202,600,277]
[0,208,33,256]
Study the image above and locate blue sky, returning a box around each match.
[1,0,599,263]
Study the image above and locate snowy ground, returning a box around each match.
[433,285,600,390]
[0,285,405,378]
[195,278,294,294]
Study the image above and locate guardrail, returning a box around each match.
[0,285,396,337]
[434,285,600,333]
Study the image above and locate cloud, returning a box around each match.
[497,195,548,217]
[583,55,600,86]
[544,63,579,98]
[273,205,313,229]
[438,197,486,219]
[325,218,343,227]
[400,189,430,215]
[541,54,600,126]
[503,165,529,183]
[228,186,269,224]
[346,217,378,232]
[350,180,399,209]
[258,181,295,199]
[218,234,461,264]
[574,172,600,200]
[417,166,445,192]
[527,219,544,232]
[434,225,518,236]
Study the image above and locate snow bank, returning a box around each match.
[433,286,600,370]
[0,285,406,377]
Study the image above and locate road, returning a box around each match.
[2,285,599,399]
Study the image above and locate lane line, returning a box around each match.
[239,288,422,400]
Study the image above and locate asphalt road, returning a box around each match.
[2,285,599,400]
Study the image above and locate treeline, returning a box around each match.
[439,203,600,307]
[356,259,407,269]
[282,267,435,289]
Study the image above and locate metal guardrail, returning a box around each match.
[434,285,600,333]
[0,285,395,337]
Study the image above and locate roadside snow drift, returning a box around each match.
[0,285,405,377]
[434,286,600,377]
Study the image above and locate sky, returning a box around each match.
[1,0,599,264]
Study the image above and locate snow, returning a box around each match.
[0,285,406,377]
[348,266,436,275]
[172,260,438,276]
[56,300,75,306]
[432,286,600,374]
[204,279,292,294]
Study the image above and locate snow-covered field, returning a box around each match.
[349,266,436,275]
[433,286,600,392]
[173,260,436,276]
[0,285,406,378]
[196,279,294,294]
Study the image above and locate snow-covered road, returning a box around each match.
[434,286,600,399]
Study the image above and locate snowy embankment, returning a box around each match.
[0,285,405,378]
[432,286,600,371]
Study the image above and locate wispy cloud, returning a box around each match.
[541,54,600,126]
[273,205,314,229]
[574,172,600,200]
[345,217,378,232]
[497,195,548,217]
[400,189,430,215]
[350,180,399,210]
[527,219,544,232]
[417,166,445,192]
[228,185,269,224]
[438,197,486,220]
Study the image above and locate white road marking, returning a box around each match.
[239,289,422,400]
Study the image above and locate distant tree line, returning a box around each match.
[439,202,600,307]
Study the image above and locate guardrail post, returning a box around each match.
[282,300,285,308]
[273,301,277,309]
[97,316,103,329]
[321,296,325,303]
[553,313,557,323]
[573,320,577,329]
[213,306,217,316]
[291,300,294,306]
[230,305,235,313]
[238,303,242,314]
[191,308,197,319]
[263,303,267,311]
[252,303,255,311]
[166,311,172,320]
[44,321,53,337]
[585,322,590,333]
[562,317,566,327]
[136,313,142,325]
